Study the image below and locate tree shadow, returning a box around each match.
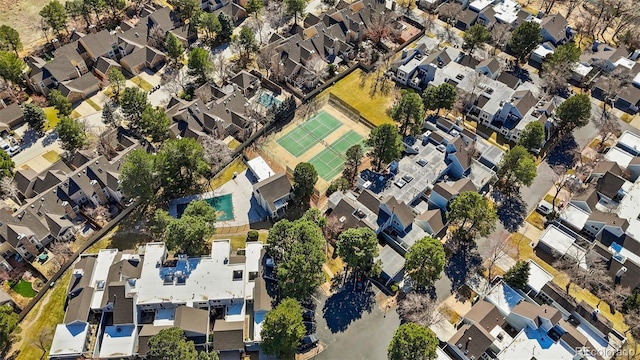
[42,131,59,147]
[496,192,527,233]
[546,135,578,168]
[322,285,376,333]
[20,129,40,149]
[444,240,483,292]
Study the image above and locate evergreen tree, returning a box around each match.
[366,124,402,172]
[48,89,72,116]
[503,260,530,290]
[388,323,438,360]
[165,32,185,65]
[40,0,68,37]
[23,103,46,135]
[292,162,318,204]
[55,117,86,152]
[217,13,234,44]
[0,25,22,55]
[509,22,542,63]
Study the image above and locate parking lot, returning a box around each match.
[311,284,400,360]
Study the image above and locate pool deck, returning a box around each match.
[168,170,268,229]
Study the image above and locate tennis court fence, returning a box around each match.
[326,93,376,130]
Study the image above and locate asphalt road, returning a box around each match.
[313,285,400,360]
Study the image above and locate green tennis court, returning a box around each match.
[277,111,342,157]
[309,130,365,181]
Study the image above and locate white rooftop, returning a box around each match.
[247,156,274,183]
[633,72,640,87]
[604,147,634,168]
[559,203,590,231]
[533,44,555,59]
[574,63,593,77]
[469,0,494,12]
[526,260,554,294]
[614,57,636,70]
[538,225,587,269]
[497,326,585,360]
[486,282,524,315]
[577,322,617,359]
[90,249,119,310]
[617,131,640,155]
[611,178,640,241]
[492,0,521,24]
[136,241,262,305]
[49,322,89,358]
[489,325,514,352]
[99,325,137,358]
[254,310,266,342]
[436,347,453,360]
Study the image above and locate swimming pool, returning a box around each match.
[176,194,234,221]
[258,93,281,108]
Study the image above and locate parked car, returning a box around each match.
[537,200,553,216]
[303,321,316,334]
[302,308,315,322]
[298,333,319,351]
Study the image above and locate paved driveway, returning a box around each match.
[313,285,400,360]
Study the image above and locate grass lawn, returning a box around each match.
[42,150,61,163]
[15,271,70,360]
[325,244,345,277]
[322,69,394,127]
[85,98,102,111]
[214,232,268,251]
[440,304,461,324]
[210,158,247,189]
[43,107,60,130]
[132,76,153,92]
[11,280,36,298]
[228,139,241,150]
[526,212,545,230]
[543,194,559,206]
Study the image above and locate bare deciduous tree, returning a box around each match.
[553,250,610,294]
[323,215,344,246]
[161,68,188,96]
[593,112,621,151]
[491,23,512,54]
[257,47,277,78]
[0,177,22,205]
[148,25,165,48]
[305,55,327,82]
[211,52,231,84]
[201,135,232,176]
[438,3,459,29]
[564,0,585,19]
[96,129,119,160]
[366,11,399,44]
[31,326,53,355]
[597,285,630,314]
[48,241,74,275]
[396,292,445,327]
[479,232,510,287]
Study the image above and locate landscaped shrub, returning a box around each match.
[247,230,259,242]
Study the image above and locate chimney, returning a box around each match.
[89,24,97,34]
[52,38,61,49]
[62,201,76,219]
[90,180,107,204]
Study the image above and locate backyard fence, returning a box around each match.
[17,200,140,321]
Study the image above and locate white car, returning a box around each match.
[536,200,553,215]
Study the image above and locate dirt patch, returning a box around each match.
[0,0,70,50]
